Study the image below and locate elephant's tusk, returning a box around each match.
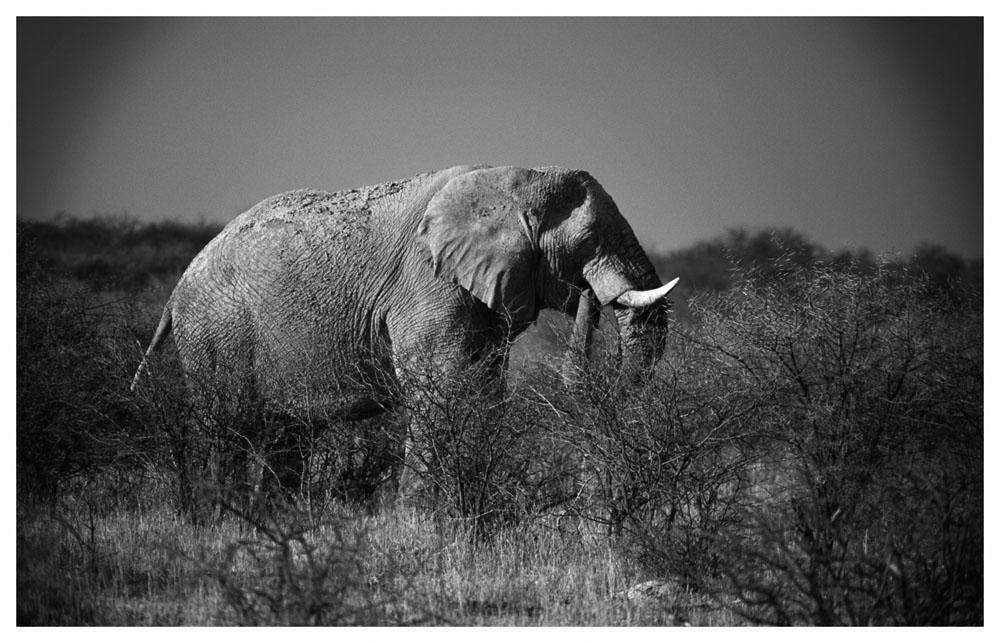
[616,277,680,308]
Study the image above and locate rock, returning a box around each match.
[623,579,678,604]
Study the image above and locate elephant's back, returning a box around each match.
[229,180,412,232]
[222,165,481,237]
[179,183,398,284]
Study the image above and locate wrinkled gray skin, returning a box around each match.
[133,165,676,497]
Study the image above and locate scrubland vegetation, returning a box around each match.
[17,215,982,625]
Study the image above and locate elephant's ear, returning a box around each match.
[418,168,540,322]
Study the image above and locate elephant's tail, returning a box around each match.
[130,305,173,392]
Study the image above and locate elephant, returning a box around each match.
[131,164,678,503]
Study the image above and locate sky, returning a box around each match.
[16,16,984,258]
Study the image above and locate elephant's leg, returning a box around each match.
[188,385,306,520]
[393,367,442,501]
[177,327,269,520]
[386,333,456,499]
[387,298,513,503]
[179,375,260,522]
[252,413,316,510]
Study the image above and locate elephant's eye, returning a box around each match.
[579,232,599,254]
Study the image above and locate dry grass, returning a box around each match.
[17,496,736,626]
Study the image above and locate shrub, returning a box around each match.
[389,344,567,540]
[17,215,222,292]
[211,504,386,625]
[17,224,147,500]
[535,322,763,586]
[688,259,982,624]
[535,257,981,624]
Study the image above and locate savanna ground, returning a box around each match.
[16,216,983,625]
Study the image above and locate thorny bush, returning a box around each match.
[687,260,982,624]
[532,258,981,624]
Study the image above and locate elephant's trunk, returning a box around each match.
[559,279,677,388]
[609,274,679,379]
[560,288,601,388]
[609,274,677,374]
[614,304,671,375]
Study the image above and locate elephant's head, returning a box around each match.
[418,165,677,376]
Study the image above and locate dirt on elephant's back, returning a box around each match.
[229,178,412,233]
